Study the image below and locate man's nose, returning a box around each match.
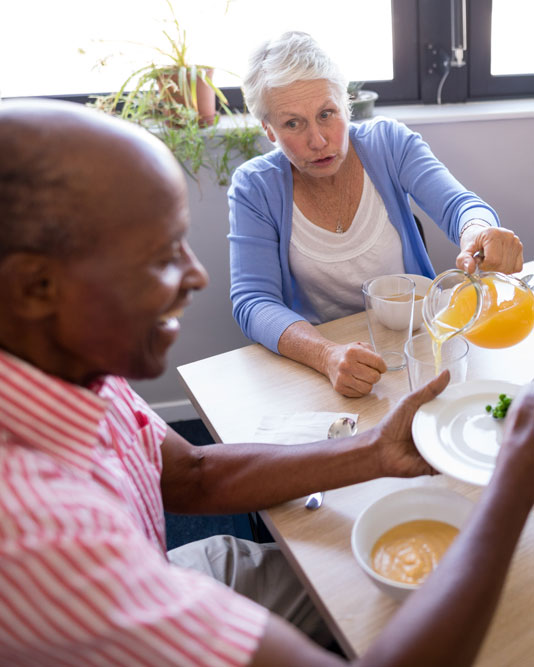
[190,254,209,290]
[184,243,210,291]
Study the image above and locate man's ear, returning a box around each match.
[0,253,59,319]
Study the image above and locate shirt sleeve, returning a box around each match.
[386,119,500,245]
[228,164,306,353]
[1,487,268,667]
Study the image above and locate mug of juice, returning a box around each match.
[423,269,534,350]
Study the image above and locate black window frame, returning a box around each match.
[224,0,534,111]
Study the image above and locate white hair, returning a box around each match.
[242,31,350,121]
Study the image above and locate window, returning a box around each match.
[1,0,532,106]
[0,0,396,98]
[211,0,395,87]
[491,0,534,75]
[469,0,534,99]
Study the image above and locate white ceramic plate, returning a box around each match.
[412,380,520,486]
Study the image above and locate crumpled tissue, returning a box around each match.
[253,411,359,445]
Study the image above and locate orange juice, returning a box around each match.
[426,274,534,374]
[435,276,534,348]
[427,281,477,374]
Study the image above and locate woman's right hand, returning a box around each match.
[324,341,387,397]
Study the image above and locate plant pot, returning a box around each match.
[158,68,216,127]
[350,90,379,120]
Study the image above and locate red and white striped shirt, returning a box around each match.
[0,350,267,666]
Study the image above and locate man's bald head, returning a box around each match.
[0,99,187,261]
[0,100,207,384]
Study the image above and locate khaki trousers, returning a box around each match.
[167,535,333,647]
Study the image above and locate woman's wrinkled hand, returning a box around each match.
[457,226,523,275]
[324,341,387,397]
[372,370,450,478]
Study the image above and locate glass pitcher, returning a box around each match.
[423,269,534,349]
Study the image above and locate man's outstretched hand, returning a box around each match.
[373,371,450,478]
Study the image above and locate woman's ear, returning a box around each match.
[262,120,276,144]
[0,253,58,319]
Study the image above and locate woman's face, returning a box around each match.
[262,79,350,180]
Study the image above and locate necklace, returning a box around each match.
[293,152,360,235]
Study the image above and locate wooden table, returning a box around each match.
[177,264,534,665]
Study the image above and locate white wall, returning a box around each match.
[130,113,534,420]
[406,116,534,274]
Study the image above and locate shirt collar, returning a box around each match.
[0,350,110,475]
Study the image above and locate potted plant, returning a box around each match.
[348,81,379,120]
[107,0,230,127]
[89,0,263,186]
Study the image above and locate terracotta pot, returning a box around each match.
[158,67,216,127]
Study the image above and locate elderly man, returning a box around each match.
[1,99,533,667]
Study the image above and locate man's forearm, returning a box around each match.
[357,465,530,667]
[160,375,444,515]
[251,469,529,667]
[161,432,381,514]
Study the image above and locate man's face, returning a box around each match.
[50,135,208,385]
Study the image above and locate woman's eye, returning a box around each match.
[320,110,333,120]
[285,119,299,129]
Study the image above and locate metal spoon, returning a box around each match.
[304,416,358,510]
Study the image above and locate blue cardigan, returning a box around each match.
[228,117,499,353]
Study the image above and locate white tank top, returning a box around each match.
[289,170,405,323]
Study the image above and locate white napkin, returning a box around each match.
[252,411,359,445]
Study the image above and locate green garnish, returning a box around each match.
[485,394,513,419]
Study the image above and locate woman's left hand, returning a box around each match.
[456,225,523,274]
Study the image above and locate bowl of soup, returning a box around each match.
[403,273,433,330]
[351,486,474,601]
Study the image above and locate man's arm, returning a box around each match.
[159,373,447,514]
[161,379,534,666]
[251,382,534,666]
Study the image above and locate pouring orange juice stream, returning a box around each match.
[424,257,534,374]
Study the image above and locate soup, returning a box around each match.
[371,519,459,585]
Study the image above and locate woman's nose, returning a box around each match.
[307,124,327,150]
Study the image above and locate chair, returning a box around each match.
[413,214,427,250]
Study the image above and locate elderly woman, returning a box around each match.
[228,31,523,398]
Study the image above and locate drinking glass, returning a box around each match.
[405,331,469,391]
[362,275,415,371]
